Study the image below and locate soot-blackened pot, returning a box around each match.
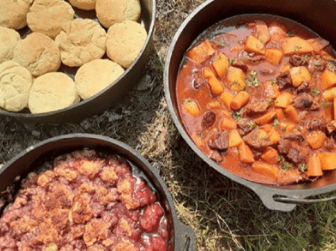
[164,0,336,211]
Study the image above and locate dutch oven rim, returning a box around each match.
[164,0,336,211]
[0,0,157,123]
[0,133,196,250]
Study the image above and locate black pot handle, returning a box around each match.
[175,221,197,251]
[274,195,336,204]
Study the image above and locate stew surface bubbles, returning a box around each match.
[176,15,336,185]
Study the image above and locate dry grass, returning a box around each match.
[1,0,336,250]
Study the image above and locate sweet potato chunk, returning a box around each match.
[281,37,314,55]
[203,68,224,95]
[334,98,336,119]
[320,69,336,90]
[230,91,250,110]
[307,156,323,177]
[207,101,221,109]
[229,130,243,147]
[245,35,266,54]
[275,108,285,120]
[254,112,276,125]
[255,20,270,44]
[261,147,278,164]
[268,128,280,144]
[307,131,326,149]
[264,81,280,98]
[289,66,311,87]
[212,53,229,79]
[265,49,283,65]
[317,152,336,170]
[280,64,291,73]
[275,93,292,108]
[238,143,254,163]
[285,105,299,123]
[227,66,246,92]
[324,87,336,101]
[186,40,215,63]
[252,161,279,179]
[219,92,234,110]
[183,99,200,116]
[221,117,237,130]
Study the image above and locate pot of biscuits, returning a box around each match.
[0,0,156,124]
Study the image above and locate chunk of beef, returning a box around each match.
[276,71,292,89]
[327,61,336,72]
[193,78,204,89]
[243,129,272,149]
[287,148,305,164]
[202,111,216,128]
[292,93,314,109]
[259,69,276,75]
[239,51,265,65]
[308,119,326,130]
[308,56,327,72]
[208,131,229,151]
[327,120,336,134]
[209,150,223,163]
[283,129,304,142]
[278,139,291,154]
[310,100,320,110]
[289,54,309,67]
[296,81,310,93]
[237,119,254,135]
[231,58,249,72]
[244,101,269,115]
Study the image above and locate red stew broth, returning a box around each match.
[176,15,336,185]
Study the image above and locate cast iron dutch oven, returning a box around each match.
[0,134,196,250]
[0,0,156,125]
[164,0,336,212]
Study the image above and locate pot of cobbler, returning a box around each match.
[0,134,196,250]
[164,0,336,211]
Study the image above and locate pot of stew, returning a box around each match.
[0,134,196,250]
[164,0,336,211]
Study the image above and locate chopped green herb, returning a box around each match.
[297,126,302,131]
[230,81,238,87]
[230,57,236,65]
[245,70,259,87]
[288,31,294,37]
[277,155,283,162]
[272,119,280,127]
[321,100,331,108]
[183,99,191,105]
[311,88,320,96]
[303,54,310,62]
[233,110,242,121]
[267,98,274,105]
[281,161,293,170]
[217,39,228,47]
[271,79,277,85]
[315,61,323,67]
[294,44,303,52]
[299,163,307,172]
[282,126,287,132]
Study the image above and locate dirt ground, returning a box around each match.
[2,0,336,250]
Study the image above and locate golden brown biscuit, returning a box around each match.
[28,72,80,114]
[0,61,33,112]
[13,32,61,77]
[106,20,147,68]
[96,0,141,28]
[75,59,124,100]
[0,27,20,64]
[27,0,75,38]
[55,19,106,67]
[69,0,96,10]
[0,0,33,30]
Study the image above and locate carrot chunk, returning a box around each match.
[238,143,254,163]
[186,40,215,63]
[317,152,336,170]
[229,130,243,147]
[203,68,224,95]
[307,156,323,177]
[307,131,326,149]
[285,105,299,123]
[227,66,246,92]
[252,161,279,180]
[261,147,278,164]
[219,92,234,110]
[275,108,285,120]
[230,91,250,110]
[212,53,229,79]
[281,37,314,55]
[254,112,276,125]
[183,99,200,116]
[320,69,336,90]
[268,128,280,144]
[221,117,237,130]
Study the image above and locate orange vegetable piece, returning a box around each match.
[229,130,243,147]
[317,152,336,170]
[334,98,336,119]
[307,131,326,150]
[280,123,295,133]
[245,35,265,54]
[252,161,279,180]
[261,147,278,165]
[307,156,323,177]
[275,93,292,108]
[207,101,221,109]
[280,64,291,73]
[285,105,299,123]
[227,66,246,92]
[183,99,200,116]
[275,108,285,120]
[221,117,237,130]
[203,68,224,95]
[260,124,272,133]
[254,112,276,125]
[255,20,270,44]
[289,66,311,87]
[212,53,229,79]
[281,37,314,55]
[324,87,336,101]
[268,128,280,144]
[320,69,336,90]
[186,40,215,63]
[264,81,280,98]
[230,91,250,110]
[219,92,234,110]
[265,49,283,65]
[238,143,254,163]
[307,37,329,53]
